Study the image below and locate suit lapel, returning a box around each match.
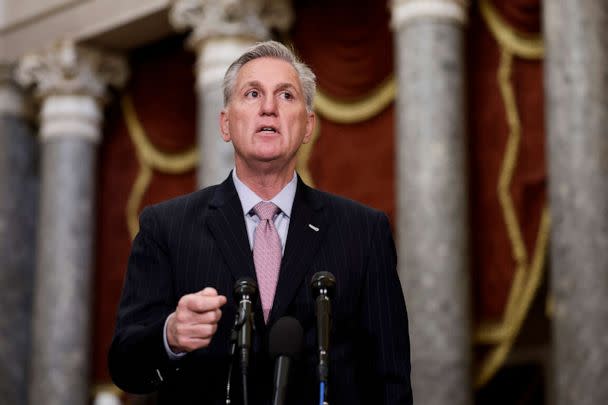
[206,175,257,284]
[268,178,328,324]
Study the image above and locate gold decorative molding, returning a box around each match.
[497,48,528,323]
[479,0,544,59]
[122,94,198,239]
[474,1,548,388]
[314,76,396,124]
[301,76,396,186]
[475,208,550,387]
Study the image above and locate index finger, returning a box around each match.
[198,287,218,296]
[197,287,227,306]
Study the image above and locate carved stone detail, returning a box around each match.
[170,0,293,49]
[15,40,128,101]
[0,64,30,118]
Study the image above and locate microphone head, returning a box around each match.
[233,277,258,301]
[310,271,336,299]
[268,316,304,359]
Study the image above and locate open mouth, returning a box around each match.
[257,126,279,134]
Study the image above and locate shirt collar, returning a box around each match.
[232,169,297,218]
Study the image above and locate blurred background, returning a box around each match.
[1,0,606,404]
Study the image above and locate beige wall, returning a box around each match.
[0,0,83,31]
[0,0,171,63]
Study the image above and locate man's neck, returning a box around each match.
[234,161,296,200]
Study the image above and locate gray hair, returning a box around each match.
[222,41,316,112]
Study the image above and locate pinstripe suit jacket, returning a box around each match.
[109,174,412,405]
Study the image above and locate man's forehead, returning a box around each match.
[236,57,300,87]
[242,80,297,90]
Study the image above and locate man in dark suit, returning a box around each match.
[109,40,412,404]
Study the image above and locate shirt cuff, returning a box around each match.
[163,313,187,360]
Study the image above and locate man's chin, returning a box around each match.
[242,155,295,172]
[250,151,282,163]
[236,150,297,169]
[253,157,283,167]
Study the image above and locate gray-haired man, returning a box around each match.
[109,41,412,404]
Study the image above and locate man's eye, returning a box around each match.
[246,90,259,98]
[280,91,293,100]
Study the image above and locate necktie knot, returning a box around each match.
[252,201,280,221]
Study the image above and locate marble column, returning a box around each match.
[170,0,293,187]
[544,2,608,404]
[0,66,37,405]
[15,41,128,405]
[391,1,472,405]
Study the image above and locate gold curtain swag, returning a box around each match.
[122,94,198,239]
[474,0,549,388]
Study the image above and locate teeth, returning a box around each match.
[261,127,276,132]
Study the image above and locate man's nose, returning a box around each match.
[260,95,277,115]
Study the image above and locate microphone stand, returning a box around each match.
[225,313,240,404]
[238,304,253,405]
[226,304,254,405]
[226,278,257,405]
[310,272,336,405]
[317,295,330,405]
[225,304,253,405]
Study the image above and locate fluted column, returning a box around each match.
[544,2,608,404]
[0,65,37,405]
[170,0,293,187]
[15,41,128,405]
[391,1,472,404]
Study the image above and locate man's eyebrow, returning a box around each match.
[240,81,299,93]
[275,83,299,93]
[241,80,263,90]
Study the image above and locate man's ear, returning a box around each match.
[220,109,231,142]
[302,111,316,144]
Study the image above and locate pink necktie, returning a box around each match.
[252,202,282,322]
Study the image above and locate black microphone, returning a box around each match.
[233,277,257,403]
[310,271,336,387]
[269,316,303,405]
